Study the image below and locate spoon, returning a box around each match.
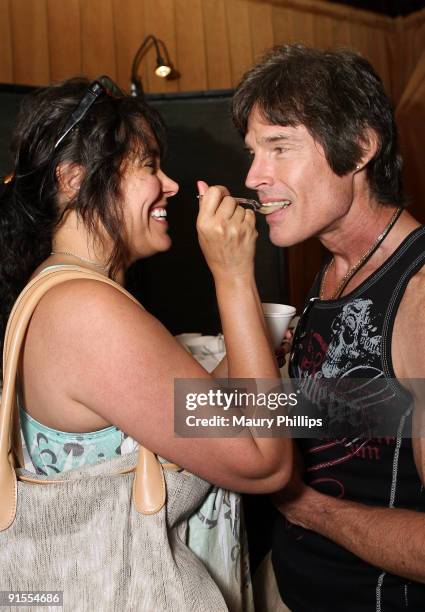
[197,195,291,215]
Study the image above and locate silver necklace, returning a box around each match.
[50,251,107,270]
[320,207,403,300]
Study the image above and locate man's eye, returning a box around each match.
[274,147,286,154]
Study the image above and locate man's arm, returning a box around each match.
[274,477,425,583]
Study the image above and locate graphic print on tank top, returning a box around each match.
[294,297,383,378]
[321,298,381,377]
[291,296,400,441]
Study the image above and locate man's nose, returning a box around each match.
[245,158,273,191]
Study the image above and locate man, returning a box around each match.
[232,45,425,611]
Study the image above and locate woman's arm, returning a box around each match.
[23,185,292,493]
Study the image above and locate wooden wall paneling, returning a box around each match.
[201,0,232,89]
[401,8,425,82]
[349,19,393,92]
[248,0,274,62]
[175,0,207,91]
[292,6,315,45]
[410,19,425,77]
[331,15,352,48]
[224,0,253,85]
[347,19,369,60]
[363,25,378,73]
[80,0,117,81]
[112,0,145,93]
[313,14,335,50]
[379,30,395,99]
[389,17,406,104]
[10,0,50,85]
[398,20,417,98]
[272,6,299,46]
[144,0,178,93]
[0,0,13,82]
[47,0,81,83]
[365,24,392,97]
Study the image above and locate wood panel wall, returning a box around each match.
[0,0,423,310]
[392,8,425,101]
[0,0,403,99]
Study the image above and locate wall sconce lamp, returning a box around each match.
[130,35,172,96]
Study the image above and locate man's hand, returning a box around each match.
[271,446,311,529]
[275,329,293,368]
[271,443,425,583]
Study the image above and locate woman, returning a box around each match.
[0,76,292,610]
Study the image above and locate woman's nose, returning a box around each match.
[161,171,179,197]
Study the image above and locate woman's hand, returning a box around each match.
[196,180,257,280]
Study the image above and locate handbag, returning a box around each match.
[0,266,228,611]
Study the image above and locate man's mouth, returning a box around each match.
[258,200,292,215]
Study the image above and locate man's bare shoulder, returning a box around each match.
[392,264,425,378]
[400,264,425,312]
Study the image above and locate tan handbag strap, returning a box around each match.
[0,265,167,531]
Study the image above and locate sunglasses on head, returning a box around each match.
[54,75,124,150]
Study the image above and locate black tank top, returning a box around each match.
[273,226,425,612]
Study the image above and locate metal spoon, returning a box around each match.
[197,195,291,215]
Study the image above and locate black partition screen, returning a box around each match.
[0,85,286,335]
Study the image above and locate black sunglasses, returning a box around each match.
[54,75,124,150]
[290,296,319,363]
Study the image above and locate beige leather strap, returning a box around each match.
[17,462,181,486]
[0,265,168,530]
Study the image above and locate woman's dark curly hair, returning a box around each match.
[0,77,166,362]
[232,44,404,207]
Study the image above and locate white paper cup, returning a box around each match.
[262,302,297,349]
[175,332,202,345]
[175,333,202,353]
[184,335,217,355]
